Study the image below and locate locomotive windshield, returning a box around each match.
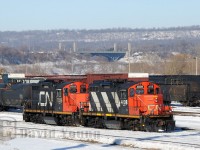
[136,85,144,94]
[70,85,77,93]
[147,85,154,94]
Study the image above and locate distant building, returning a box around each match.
[114,43,117,52]
[73,42,76,52]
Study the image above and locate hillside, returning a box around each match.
[0,26,200,75]
[0,26,200,53]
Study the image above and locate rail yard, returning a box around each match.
[0,73,200,149]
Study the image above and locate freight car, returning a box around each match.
[23,80,175,132]
[149,75,200,106]
[0,82,32,111]
[0,74,46,111]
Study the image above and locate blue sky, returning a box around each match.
[0,0,200,31]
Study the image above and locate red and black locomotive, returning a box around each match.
[23,79,175,132]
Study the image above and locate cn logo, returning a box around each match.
[38,91,53,107]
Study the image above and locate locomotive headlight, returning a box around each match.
[155,98,158,103]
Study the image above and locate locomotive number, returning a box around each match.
[121,99,128,106]
[38,91,53,107]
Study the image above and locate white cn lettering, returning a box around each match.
[38,91,53,107]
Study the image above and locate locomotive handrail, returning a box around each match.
[136,95,148,112]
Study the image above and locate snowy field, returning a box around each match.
[0,137,136,150]
[0,107,200,150]
[172,102,200,113]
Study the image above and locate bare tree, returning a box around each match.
[164,54,191,75]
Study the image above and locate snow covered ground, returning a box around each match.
[0,137,135,150]
[0,107,200,150]
[172,102,200,113]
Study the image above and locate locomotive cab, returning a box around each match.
[62,82,89,112]
[128,81,172,116]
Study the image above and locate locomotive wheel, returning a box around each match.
[30,114,38,123]
[144,118,160,132]
[72,113,81,126]
[36,114,44,124]
[145,123,155,132]
[166,120,175,132]
[80,117,88,126]
[74,117,81,126]
[0,105,4,111]
[23,113,30,122]
[58,115,74,126]
[132,120,140,131]
[86,117,105,128]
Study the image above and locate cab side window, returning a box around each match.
[56,89,62,98]
[64,88,68,96]
[80,85,87,93]
[120,90,127,99]
[70,85,77,93]
[129,88,134,97]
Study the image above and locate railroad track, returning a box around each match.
[0,119,200,149]
[173,111,200,116]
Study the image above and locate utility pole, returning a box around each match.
[128,43,131,73]
[196,57,198,75]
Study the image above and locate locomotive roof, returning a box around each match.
[90,80,114,86]
[90,80,141,89]
[56,82,71,89]
[36,80,71,89]
[117,81,137,89]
